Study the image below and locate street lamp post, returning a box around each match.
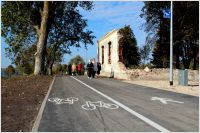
[169,1,173,85]
[163,1,173,85]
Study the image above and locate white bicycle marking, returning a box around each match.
[71,76,170,132]
[48,97,78,104]
[81,101,119,111]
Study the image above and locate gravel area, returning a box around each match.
[123,79,199,97]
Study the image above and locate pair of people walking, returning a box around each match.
[68,62,83,75]
[87,59,101,79]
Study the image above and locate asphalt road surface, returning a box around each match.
[38,76,199,132]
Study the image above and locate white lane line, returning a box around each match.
[71,76,170,132]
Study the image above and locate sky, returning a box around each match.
[1,1,147,68]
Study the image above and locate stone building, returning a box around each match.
[97,29,128,79]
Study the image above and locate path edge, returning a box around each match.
[31,76,56,132]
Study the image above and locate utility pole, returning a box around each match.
[169,1,173,85]
[97,40,99,62]
[85,48,87,65]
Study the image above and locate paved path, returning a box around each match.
[37,76,198,132]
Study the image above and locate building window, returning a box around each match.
[108,41,111,64]
[118,44,123,62]
[102,46,104,64]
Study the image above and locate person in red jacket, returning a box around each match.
[77,62,82,75]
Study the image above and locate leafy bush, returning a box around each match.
[5,65,15,78]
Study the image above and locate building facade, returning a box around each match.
[97,29,128,79]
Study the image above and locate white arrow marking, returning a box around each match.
[151,97,184,104]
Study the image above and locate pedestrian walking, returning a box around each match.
[77,62,82,75]
[97,62,101,77]
[66,64,68,74]
[72,63,76,75]
[87,60,93,79]
[68,64,72,75]
[92,59,98,78]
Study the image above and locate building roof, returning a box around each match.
[98,29,119,43]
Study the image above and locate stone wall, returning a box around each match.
[125,68,199,81]
[100,68,199,82]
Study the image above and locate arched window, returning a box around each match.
[101,46,104,64]
[108,41,111,64]
[118,44,123,62]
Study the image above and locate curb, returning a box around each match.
[31,76,56,132]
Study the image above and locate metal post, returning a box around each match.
[97,41,99,62]
[169,1,173,85]
[85,48,87,64]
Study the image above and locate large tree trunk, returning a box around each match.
[48,63,53,75]
[34,1,49,75]
[48,44,58,75]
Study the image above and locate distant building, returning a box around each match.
[97,29,128,79]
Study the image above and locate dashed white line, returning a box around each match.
[71,76,170,132]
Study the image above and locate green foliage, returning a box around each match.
[173,1,199,69]
[141,1,199,69]
[140,44,151,65]
[46,1,95,72]
[51,64,68,74]
[140,1,170,33]
[68,55,85,65]
[5,65,15,78]
[2,2,39,63]
[141,1,170,68]
[15,44,36,75]
[2,1,95,74]
[118,25,140,67]
[52,64,62,74]
[61,64,67,73]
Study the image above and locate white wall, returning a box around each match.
[98,30,128,79]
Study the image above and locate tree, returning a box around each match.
[45,2,95,75]
[173,1,199,69]
[5,65,15,78]
[141,1,170,68]
[68,55,85,65]
[14,44,36,74]
[2,1,94,75]
[118,26,140,67]
[141,1,199,69]
[140,44,151,65]
[61,64,67,73]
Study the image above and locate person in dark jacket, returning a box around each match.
[87,60,93,79]
[68,64,72,75]
[97,62,101,77]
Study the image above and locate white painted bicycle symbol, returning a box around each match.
[81,101,119,111]
[48,97,78,104]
